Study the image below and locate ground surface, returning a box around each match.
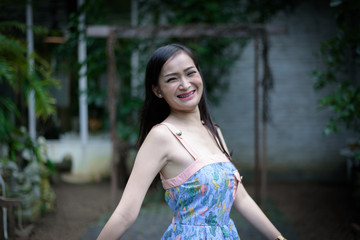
[24,180,360,240]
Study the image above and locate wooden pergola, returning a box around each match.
[86,23,287,208]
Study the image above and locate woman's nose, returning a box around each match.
[179,77,191,89]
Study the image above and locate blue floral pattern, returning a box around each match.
[161,162,241,240]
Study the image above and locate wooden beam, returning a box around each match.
[0,197,21,239]
[87,24,287,39]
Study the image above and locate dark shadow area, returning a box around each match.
[27,179,360,240]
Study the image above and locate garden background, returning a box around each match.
[0,0,359,239]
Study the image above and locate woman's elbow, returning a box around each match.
[126,211,138,227]
[116,208,138,229]
[99,209,138,239]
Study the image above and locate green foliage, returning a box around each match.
[54,0,114,124]
[139,0,294,103]
[0,21,58,222]
[0,22,58,119]
[140,0,294,24]
[0,21,59,142]
[313,0,360,136]
[0,96,19,141]
[55,0,293,144]
[0,128,56,221]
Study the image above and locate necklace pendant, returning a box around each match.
[176,130,182,136]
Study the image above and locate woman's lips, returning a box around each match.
[177,90,195,100]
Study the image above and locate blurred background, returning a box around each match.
[0,0,359,239]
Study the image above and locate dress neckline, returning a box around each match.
[157,122,231,189]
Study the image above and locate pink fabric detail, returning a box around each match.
[161,154,230,190]
[156,122,235,190]
[158,123,200,160]
[232,170,242,200]
[177,135,200,160]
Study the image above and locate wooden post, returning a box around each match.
[254,36,260,202]
[107,30,120,209]
[86,23,287,204]
[261,112,267,208]
[260,32,272,209]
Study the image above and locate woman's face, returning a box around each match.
[153,51,203,114]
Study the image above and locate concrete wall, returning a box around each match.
[46,135,111,183]
[211,1,353,181]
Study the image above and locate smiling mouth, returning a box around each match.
[177,90,195,99]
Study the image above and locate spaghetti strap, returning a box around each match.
[159,122,200,160]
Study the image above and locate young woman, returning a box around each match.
[97,43,286,240]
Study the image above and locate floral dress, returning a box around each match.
[158,123,242,240]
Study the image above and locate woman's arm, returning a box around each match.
[233,184,283,239]
[97,126,169,240]
[215,126,284,239]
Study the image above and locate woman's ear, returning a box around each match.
[152,85,162,98]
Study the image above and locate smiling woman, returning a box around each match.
[153,52,203,113]
[97,43,286,240]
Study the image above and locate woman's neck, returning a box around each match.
[166,107,202,127]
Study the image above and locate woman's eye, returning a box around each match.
[187,71,196,76]
[167,77,176,82]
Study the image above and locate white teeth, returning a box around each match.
[178,91,194,98]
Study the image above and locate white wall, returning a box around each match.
[211,1,352,181]
[46,135,111,183]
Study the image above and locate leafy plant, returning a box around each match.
[313,0,360,137]
[0,22,58,130]
[1,132,56,222]
[139,0,294,103]
[55,0,295,188]
[0,21,58,221]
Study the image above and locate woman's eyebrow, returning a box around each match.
[163,72,177,77]
[185,66,196,71]
[163,66,195,77]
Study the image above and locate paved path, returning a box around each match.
[81,200,300,240]
[29,181,358,239]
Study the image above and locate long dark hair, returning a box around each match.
[137,43,231,159]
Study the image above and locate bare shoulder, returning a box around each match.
[135,124,173,169]
[141,124,173,148]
